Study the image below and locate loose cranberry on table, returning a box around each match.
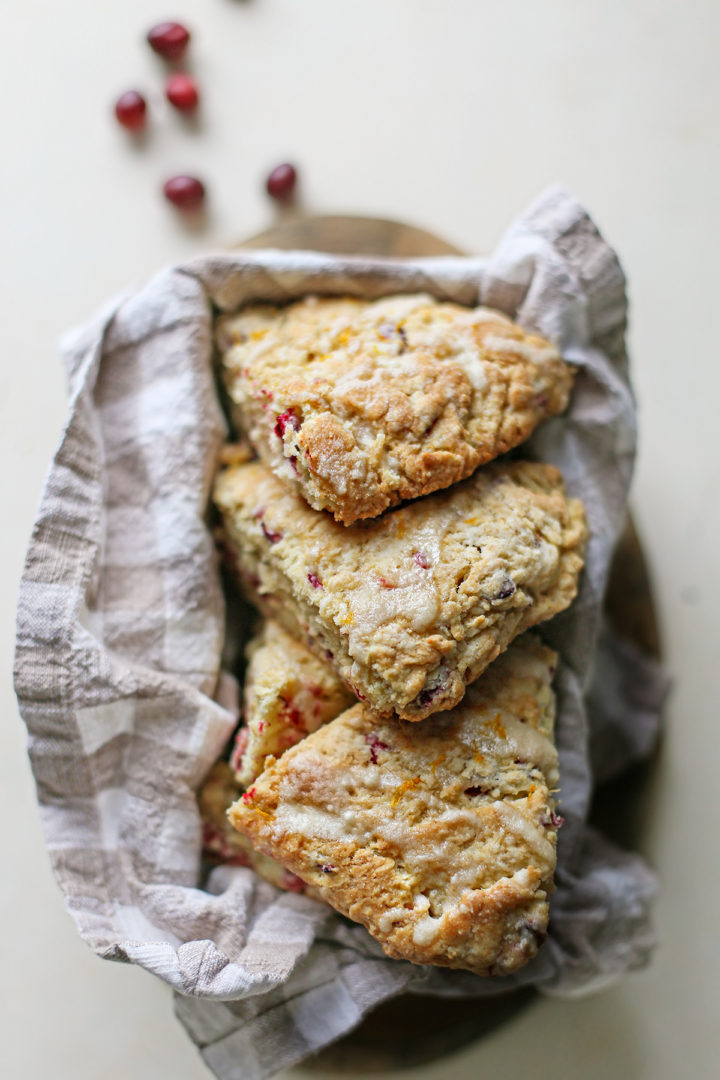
[165,73,199,112]
[163,175,206,210]
[266,162,297,201]
[147,21,191,61]
[114,90,147,131]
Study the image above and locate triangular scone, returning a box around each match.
[214,458,586,720]
[216,294,574,524]
[229,634,562,976]
[231,620,354,787]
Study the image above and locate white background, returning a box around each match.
[2,1,717,1077]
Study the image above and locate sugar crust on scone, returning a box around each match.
[228,634,561,975]
[213,459,586,721]
[216,294,574,524]
[230,619,354,787]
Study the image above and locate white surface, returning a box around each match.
[1,1,717,1077]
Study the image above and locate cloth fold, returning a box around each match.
[15,187,667,1080]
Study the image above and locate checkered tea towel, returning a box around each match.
[15,188,668,1080]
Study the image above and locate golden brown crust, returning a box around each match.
[213,459,587,720]
[228,635,561,975]
[217,294,574,524]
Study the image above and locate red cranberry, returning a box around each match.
[266,163,297,201]
[114,90,147,131]
[261,522,283,544]
[163,175,205,210]
[364,734,389,764]
[165,72,199,112]
[147,21,191,61]
[274,409,301,438]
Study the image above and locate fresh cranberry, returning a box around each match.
[274,409,301,438]
[165,72,199,112]
[308,573,323,589]
[286,706,304,728]
[417,685,440,707]
[266,162,297,201]
[261,522,283,544]
[114,90,147,131]
[414,551,430,569]
[163,175,205,210]
[147,21,191,61]
[365,734,389,764]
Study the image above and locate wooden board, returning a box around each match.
[234,214,661,1071]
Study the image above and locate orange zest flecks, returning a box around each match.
[474,750,485,765]
[486,712,507,740]
[527,784,537,798]
[463,516,480,526]
[241,787,274,820]
[430,753,446,776]
[390,776,421,809]
[250,329,268,341]
[338,610,354,626]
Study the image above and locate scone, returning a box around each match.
[213,459,586,720]
[231,619,354,787]
[216,294,574,524]
[198,761,308,893]
[229,634,561,975]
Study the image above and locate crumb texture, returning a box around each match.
[229,634,561,975]
[213,459,586,720]
[198,761,309,895]
[217,294,574,523]
[231,619,354,787]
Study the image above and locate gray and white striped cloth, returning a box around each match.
[15,188,668,1080]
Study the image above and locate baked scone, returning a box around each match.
[198,761,308,893]
[229,634,562,975]
[216,294,574,524]
[213,459,586,721]
[230,619,354,787]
